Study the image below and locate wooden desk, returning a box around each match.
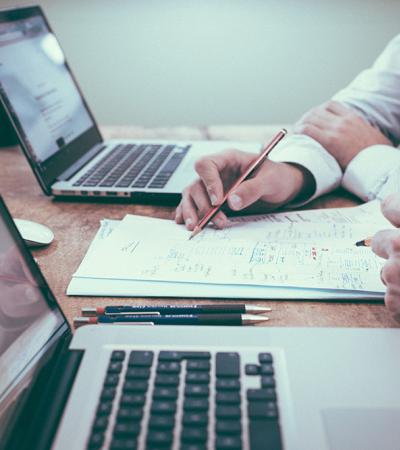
[0,125,398,329]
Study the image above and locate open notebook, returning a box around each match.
[67,201,390,300]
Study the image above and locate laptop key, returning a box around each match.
[216,392,241,405]
[258,352,273,364]
[157,362,181,374]
[216,379,240,391]
[245,364,260,375]
[215,405,241,419]
[183,398,209,412]
[184,385,209,397]
[260,364,274,375]
[104,373,120,387]
[182,412,208,426]
[148,415,175,430]
[110,438,137,450]
[125,367,150,379]
[111,350,126,362]
[123,380,148,392]
[108,361,123,374]
[153,387,179,400]
[100,387,116,401]
[151,400,177,415]
[181,427,208,443]
[215,420,242,435]
[216,353,240,378]
[154,374,180,386]
[129,350,154,366]
[247,388,276,401]
[117,407,143,421]
[97,402,112,416]
[215,435,242,449]
[87,432,104,449]
[120,393,146,406]
[248,419,282,450]
[248,402,278,419]
[261,375,275,388]
[92,416,109,431]
[113,422,141,437]
[146,430,173,447]
[187,360,211,372]
[186,372,210,384]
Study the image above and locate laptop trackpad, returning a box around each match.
[322,408,400,450]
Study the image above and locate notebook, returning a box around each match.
[67,201,390,300]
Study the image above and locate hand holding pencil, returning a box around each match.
[175,129,316,232]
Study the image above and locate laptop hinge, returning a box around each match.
[4,332,84,450]
[57,143,105,181]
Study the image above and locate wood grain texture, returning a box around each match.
[0,125,398,329]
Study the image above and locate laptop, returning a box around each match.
[0,6,260,203]
[1,196,400,450]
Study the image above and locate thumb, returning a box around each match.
[381,193,400,227]
[227,178,265,211]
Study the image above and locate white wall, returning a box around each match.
[1,0,399,126]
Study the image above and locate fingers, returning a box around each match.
[293,121,327,144]
[379,257,400,313]
[381,193,400,227]
[194,150,245,206]
[371,229,400,260]
[175,181,228,230]
[227,177,266,210]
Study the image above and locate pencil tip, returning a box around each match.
[189,226,201,241]
[355,240,365,247]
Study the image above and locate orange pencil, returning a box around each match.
[189,129,287,240]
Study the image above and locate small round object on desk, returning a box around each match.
[14,218,54,247]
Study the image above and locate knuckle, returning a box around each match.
[390,235,400,253]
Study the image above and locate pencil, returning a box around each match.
[355,237,372,247]
[189,128,288,240]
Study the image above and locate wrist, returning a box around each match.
[284,163,316,203]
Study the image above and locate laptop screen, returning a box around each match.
[0,13,94,164]
[0,198,66,439]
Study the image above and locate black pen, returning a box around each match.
[81,304,271,317]
[74,313,269,326]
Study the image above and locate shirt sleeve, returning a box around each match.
[343,145,400,201]
[333,33,400,146]
[269,134,342,205]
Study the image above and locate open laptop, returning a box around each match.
[1,197,400,450]
[0,6,260,203]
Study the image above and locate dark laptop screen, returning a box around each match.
[0,198,66,440]
[0,13,94,164]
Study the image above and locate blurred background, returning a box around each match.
[1,0,399,127]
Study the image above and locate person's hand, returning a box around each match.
[293,101,392,170]
[175,149,315,230]
[371,193,400,315]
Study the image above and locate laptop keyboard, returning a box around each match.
[86,350,282,450]
[73,144,191,189]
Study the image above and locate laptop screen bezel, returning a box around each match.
[0,6,103,195]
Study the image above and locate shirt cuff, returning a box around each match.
[342,145,400,201]
[269,134,343,206]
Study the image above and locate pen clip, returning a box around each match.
[106,311,161,316]
[118,322,155,326]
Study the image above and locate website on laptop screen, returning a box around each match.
[0,203,65,437]
[0,14,94,164]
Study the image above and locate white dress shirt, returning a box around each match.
[270,33,400,203]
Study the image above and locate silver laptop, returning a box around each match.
[1,199,400,450]
[0,6,259,203]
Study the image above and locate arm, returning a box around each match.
[294,34,400,201]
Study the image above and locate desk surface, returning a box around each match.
[0,125,398,329]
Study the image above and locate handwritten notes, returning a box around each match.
[74,201,390,295]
